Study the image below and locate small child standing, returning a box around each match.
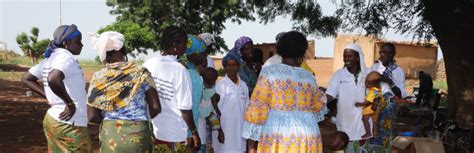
[355,71,385,139]
[198,67,224,152]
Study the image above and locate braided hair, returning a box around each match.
[161,26,186,51]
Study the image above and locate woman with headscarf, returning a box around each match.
[212,53,249,153]
[86,31,161,152]
[369,42,406,152]
[143,26,200,152]
[198,33,216,68]
[243,31,327,153]
[230,36,257,96]
[183,34,207,152]
[326,43,369,152]
[22,24,90,152]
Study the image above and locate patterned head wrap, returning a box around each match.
[230,36,253,60]
[185,34,206,55]
[198,33,216,46]
[44,24,82,58]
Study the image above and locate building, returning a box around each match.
[333,34,438,79]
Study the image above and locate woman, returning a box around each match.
[212,53,249,153]
[183,34,207,152]
[198,33,216,68]
[369,43,406,152]
[243,31,327,153]
[230,36,257,96]
[326,43,368,152]
[86,31,161,152]
[22,24,91,152]
[143,26,200,152]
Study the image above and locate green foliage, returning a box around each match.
[15,27,50,64]
[334,1,434,42]
[79,59,103,72]
[97,21,156,57]
[105,0,258,53]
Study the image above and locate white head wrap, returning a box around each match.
[198,33,215,46]
[344,43,368,75]
[89,31,125,62]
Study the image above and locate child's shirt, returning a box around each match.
[363,87,382,115]
[199,86,216,118]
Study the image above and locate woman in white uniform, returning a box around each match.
[213,53,249,153]
[326,43,369,153]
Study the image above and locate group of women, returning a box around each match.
[22,24,405,153]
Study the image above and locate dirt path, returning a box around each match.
[0,76,336,152]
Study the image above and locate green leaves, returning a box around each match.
[15,27,49,64]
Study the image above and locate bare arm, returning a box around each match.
[48,69,75,121]
[87,105,102,124]
[21,72,46,98]
[145,87,161,118]
[211,94,221,117]
[180,109,200,151]
[247,139,258,153]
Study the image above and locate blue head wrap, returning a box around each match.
[185,34,206,56]
[44,24,81,58]
[222,53,241,67]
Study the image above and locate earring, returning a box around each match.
[297,58,304,64]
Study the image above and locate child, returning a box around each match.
[198,67,224,152]
[330,131,350,152]
[355,71,384,138]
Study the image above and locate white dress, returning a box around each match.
[212,75,249,153]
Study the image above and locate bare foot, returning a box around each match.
[361,132,372,139]
[373,129,379,137]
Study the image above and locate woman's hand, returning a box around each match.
[59,103,76,121]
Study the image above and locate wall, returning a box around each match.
[333,34,438,79]
[333,34,378,73]
[374,42,438,78]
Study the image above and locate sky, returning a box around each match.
[0,0,442,60]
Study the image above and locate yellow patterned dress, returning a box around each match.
[243,63,328,153]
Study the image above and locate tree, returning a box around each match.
[106,0,474,128]
[97,21,156,57]
[253,0,473,129]
[105,0,256,53]
[16,27,50,64]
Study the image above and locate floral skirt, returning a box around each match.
[100,120,152,152]
[43,114,91,153]
[152,139,187,153]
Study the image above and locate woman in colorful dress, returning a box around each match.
[212,53,250,153]
[230,36,257,96]
[23,24,91,152]
[243,31,328,153]
[86,31,161,152]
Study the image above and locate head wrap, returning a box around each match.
[198,33,216,46]
[44,24,82,58]
[222,53,241,67]
[344,43,368,75]
[185,34,206,55]
[230,36,253,60]
[88,31,125,63]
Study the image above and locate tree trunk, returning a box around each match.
[425,0,474,129]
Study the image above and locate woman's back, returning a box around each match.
[257,63,322,113]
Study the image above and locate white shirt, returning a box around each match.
[143,54,193,142]
[326,68,367,141]
[213,75,248,152]
[262,54,282,68]
[370,62,407,98]
[207,56,215,68]
[29,48,88,127]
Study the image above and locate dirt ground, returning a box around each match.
[0,68,337,153]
